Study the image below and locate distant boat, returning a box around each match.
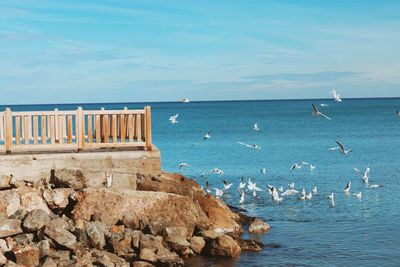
[181,98,191,103]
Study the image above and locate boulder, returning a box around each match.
[139,248,157,263]
[37,240,51,258]
[109,227,135,258]
[0,219,22,238]
[50,169,87,190]
[201,229,221,240]
[208,234,241,258]
[12,234,34,246]
[238,239,264,251]
[0,190,21,218]
[91,249,129,267]
[13,244,40,267]
[0,252,7,265]
[163,227,190,255]
[156,247,183,266]
[248,218,270,233]
[130,230,142,249]
[0,237,14,252]
[132,261,156,267]
[44,219,77,250]
[22,209,51,231]
[139,234,164,252]
[73,189,209,235]
[46,249,70,262]
[0,175,11,190]
[189,236,205,254]
[41,257,57,267]
[42,189,74,210]
[85,221,106,250]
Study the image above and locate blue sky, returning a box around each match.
[0,0,399,104]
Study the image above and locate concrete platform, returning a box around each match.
[0,147,161,190]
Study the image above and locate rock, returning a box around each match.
[9,210,27,221]
[130,230,142,249]
[44,218,77,250]
[156,247,183,266]
[0,190,21,218]
[4,260,24,267]
[0,238,14,252]
[109,228,135,258]
[47,249,70,262]
[0,175,11,189]
[50,169,87,190]
[0,219,22,238]
[37,240,51,257]
[189,236,205,254]
[248,218,270,233]
[201,229,221,240]
[73,189,209,235]
[163,227,190,255]
[164,227,190,239]
[238,239,264,251]
[208,234,241,258]
[22,209,51,231]
[91,249,129,267]
[42,189,74,210]
[13,244,40,267]
[85,221,106,250]
[132,261,156,267]
[0,252,7,265]
[41,257,57,267]
[12,234,34,246]
[139,248,157,263]
[74,250,93,267]
[139,234,164,252]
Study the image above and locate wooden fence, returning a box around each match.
[0,106,152,153]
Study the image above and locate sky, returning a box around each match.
[0,0,399,104]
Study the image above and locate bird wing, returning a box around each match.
[290,164,296,170]
[301,161,309,166]
[328,147,339,151]
[319,112,331,120]
[312,102,319,114]
[238,141,250,147]
[331,90,337,98]
[335,140,345,151]
[365,167,370,176]
[354,168,363,176]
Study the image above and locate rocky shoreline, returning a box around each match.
[0,171,269,266]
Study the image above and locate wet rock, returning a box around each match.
[41,257,57,267]
[91,249,129,267]
[12,233,34,246]
[13,244,40,267]
[132,261,156,267]
[0,219,22,238]
[189,236,205,254]
[44,218,77,250]
[208,234,241,258]
[0,175,12,189]
[50,169,87,190]
[42,189,74,210]
[238,239,264,251]
[22,209,51,231]
[139,248,157,263]
[0,252,7,265]
[248,218,270,233]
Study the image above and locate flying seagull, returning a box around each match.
[253,123,260,131]
[320,103,329,107]
[353,192,362,199]
[282,189,299,196]
[247,178,263,192]
[238,142,261,150]
[223,179,233,191]
[179,163,190,170]
[344,181,351,195]
[354,167,370,184]
[238,177,246,190]
[214,188,224,198]
[169,113,179,125]
[290,162,308,171]
[210,168,224,175]
[203,130,211,140]
[312,102,331,120]
[239,190,245,205]
[335,140,352,156]
[331,90,342,102]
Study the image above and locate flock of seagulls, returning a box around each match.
[170,90,391,209]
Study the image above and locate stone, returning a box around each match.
[74,250,93,267]
[189,236,205,254]
[139,234,164,252]
[4,260,24,267]
[163,227,190,255]
[201,229,221,240]
[9,210,27,221]
[13,244,40,267]
[50,169,87,190]
[0,190,21,218]
[164,227,190,239]
[109,231,134,258]
[42,189,74,210]
[248,218,270,233]
[156,247,184,266]
[238,239,264,251]
[132,261,156,267]
[208,234,241,258]
[0,238,13,252]
[91,249,129,267]
[47,249,70,262]
[0,252,7,265]
[22,209,51,231]
[12,234,34,246]
[41,257,57,267]
[0,219,22,238]
[139,248,157,263]
[85,221,106,250]
[130,230,142,248]
[44,219,77,250]
[0,175,11,189]
[37,240,51,258]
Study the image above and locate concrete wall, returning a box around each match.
[0,148,161,190]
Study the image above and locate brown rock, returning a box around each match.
[0,237,14,252]
[22,209,51,231]
[85,221,106,250]
[37,240,51,258]
[75,250,93,267]
[238,239,264,251]
[0,252,7,265]
[208,234,241,258]
[248,218,270,233]
[0,175,11,190]
[50,169,87,190]
[91,249,129,267]
[13,244,40,267]
[139,248,157,263]
[189,236,205,254]
[12,234,34,246]
[41,257,57,267]
[156,247,183,266]
[130,230,142,249]
[201,229,221,240]
[42,189,74,210]
[44,219,77,250]
[132,261,156,267]
[47,249,70,262]
[0,190,21,218]
[139,234,164,252]
[0,219,22,238]
[109,230,135,258]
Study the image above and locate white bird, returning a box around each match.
[396,110,400,116]
[288,182,295,189]
[331,90,342,102]
[260,168,267,174]
[210,168,224,175]
[320,103,329,107]
[282,189,299,196]
[310,164,317,171]
[328,193,334,200]
[335,140,352,156]
[253,123,260,131]
[238,141,261,150]
[205,181,212,194]
[179,163,190,170]
[305,191,312,200]
[369,184,382,189]
[328,147,340,151]
[344,181,351,195]
[312,102,331,120]
[247,178,263,192]
[214,188,224,198]
[354,167,370,184]
[239,190,245,204]
[299,193,306,201]
[312,186,318,194]
[267,184,276,196]
[328,193,335,207]
[203,130,211,140]
[252,190,260,198]
[169,113,179,124]
[223,179,233,191]
[301,188,306,196]
[353,192,362,199]
[278,186,284,193]
[273,194,283,203]
[105,172,113,188]
[238,177,246,190]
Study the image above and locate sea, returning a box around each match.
[4,98,400,266]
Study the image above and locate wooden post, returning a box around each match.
[77,107,84,150]
[4,108,13,153]
[145,106,152,151]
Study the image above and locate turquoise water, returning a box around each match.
[4,98,400,266]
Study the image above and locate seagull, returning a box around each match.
[396,110,400,116]
[310,164,317,171]
[260,168,267,174]
[247,178,263,192]
[267,184,276,196]
[223,179,233,191]
[273,194,283,203]
[205,181,212,194]
[214,188,224,198]
[312,102,331,120]
[253,123,260,131]
[210,168,224,175]
[320,103,329,107]
[353,192,362,199]
[252,190,260,198]
[312,186,318,194]
[238,142,261,150]
[179,163,190,170]
[239,190,245,204]
[331,90,342,102]
[238,177,246,190]
[328,147,340,151]
[169,113,179,124]
[354,167,370,184]
[335,140,352,156]
[282,189,299,196]
[105,172,113,188]
[369,184,382,189]
[203,130,211,140]
[344,181,351,195]
[305,191,312,200]
[328,193,335,207]
[290,161,309,171]
[299,188,306,200]
[278,186,284,193]
[288,182,295,189]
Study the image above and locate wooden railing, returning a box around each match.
[0,106,152,153]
